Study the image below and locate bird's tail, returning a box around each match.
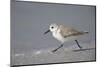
[83,31,89,34]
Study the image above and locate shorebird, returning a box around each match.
[44,23,88,53]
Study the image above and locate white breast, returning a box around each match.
[52,29,65,43]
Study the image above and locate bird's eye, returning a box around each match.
[51,27,54,29]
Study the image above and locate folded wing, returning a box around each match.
[59,25,86,38]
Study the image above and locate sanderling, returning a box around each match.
[44,23,88,52]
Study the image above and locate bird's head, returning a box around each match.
[44,23,58,34]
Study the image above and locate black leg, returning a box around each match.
[75,40,82,49]
[52,44,63,53]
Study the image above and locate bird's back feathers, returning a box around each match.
[59,25,88,38]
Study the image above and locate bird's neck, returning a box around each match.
[52,28,60,35]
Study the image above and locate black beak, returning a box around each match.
[44,30,50,35]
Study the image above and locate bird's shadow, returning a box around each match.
[72,48,95,52]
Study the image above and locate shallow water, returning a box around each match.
[11,42,95,66]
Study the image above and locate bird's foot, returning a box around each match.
[52,49,58,53]
[52,44,63,53]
